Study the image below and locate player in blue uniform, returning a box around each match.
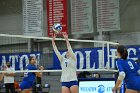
[112,45,140,93]
[20,56,43,93]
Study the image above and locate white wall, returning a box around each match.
[0,14,22,34]
[0,0,22,34]
[109,0,140,45]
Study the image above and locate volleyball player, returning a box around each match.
[52,33,78,93]
[112,45,140,93]
[20,56,44,93]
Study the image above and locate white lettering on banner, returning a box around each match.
[0,53,41,70]
[19,55,29,70]
[110,49,117,68]
[85,51,92,69]
[9,55,19,70]
[91,61,96,69]
[2,56,6,66]
[97,50,103,68]
[30,54,36,57]
[59,48,140,69]
[75,51,84,69]
[36,53,41,66]
[127,48,137,60]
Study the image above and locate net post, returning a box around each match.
[107,43,110,69]
[102,43,105,69]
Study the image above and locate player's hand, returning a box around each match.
[112,87,117,93]
[62,33,68,39]
[39,66,44,70]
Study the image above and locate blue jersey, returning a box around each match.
[116,58,140,91]
[23,64,37,85]
[136,62,140,69]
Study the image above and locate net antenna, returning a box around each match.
[0,34,119,73]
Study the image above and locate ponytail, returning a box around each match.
[117,45,128,60]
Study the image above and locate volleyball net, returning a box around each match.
[0,34,119,73]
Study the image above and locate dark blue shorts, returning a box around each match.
[61,80,78,88]
[125,76,140,91]
[20,81,32,90]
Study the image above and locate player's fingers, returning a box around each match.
[39,66,43,70]
[51,33,54,37]
[62,33,64,36]
[64,32,67,35]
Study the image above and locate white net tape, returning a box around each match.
[0,34,118,44]
[0,69,118,73]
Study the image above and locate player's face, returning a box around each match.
[117,51,121,58]
[30,57,36,65]
[6,62,11,68]
[66,51,70,58]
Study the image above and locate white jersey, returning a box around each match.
[60,57,77,82]
[4,67,15,84]
[52,42,77,82]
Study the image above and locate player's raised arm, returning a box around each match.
[51,34,63,62]
[62,33,76,61]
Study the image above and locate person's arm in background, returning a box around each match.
[4,73,15,77]
[35,66,44,77]
[0,66,6,81]
[0,73,4,81]
[62,33,76,61]
[52,34,63,62]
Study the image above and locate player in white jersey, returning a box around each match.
[52,33,78,93]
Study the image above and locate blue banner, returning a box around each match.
[53,46,140,69]
[0,52,41,70]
